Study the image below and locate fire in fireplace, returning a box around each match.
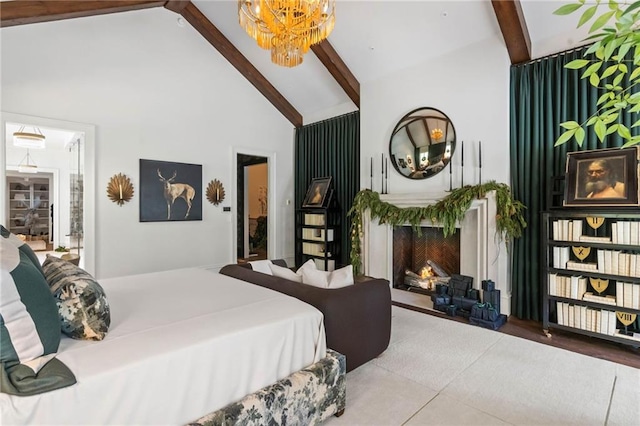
[393,226,460,292]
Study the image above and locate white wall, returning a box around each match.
[359,33,511,289]
[361,35,511,195]
[1,8,295,278]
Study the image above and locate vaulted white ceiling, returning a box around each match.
[192,0,591,122]
[1,1,593,125]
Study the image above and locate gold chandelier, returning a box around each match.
[238,0,336,67]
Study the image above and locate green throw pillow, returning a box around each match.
[0,224,45,277]
[42,255,111,341]
[1,238,75,396]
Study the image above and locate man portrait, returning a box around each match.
[564,147,638,207]
[580,158,625,199]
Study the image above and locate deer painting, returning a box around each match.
[157,169,195,220]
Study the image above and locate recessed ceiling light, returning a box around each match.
[441,11,448,18]
[177,17,185,27]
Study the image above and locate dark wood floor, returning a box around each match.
[393,301,640,369]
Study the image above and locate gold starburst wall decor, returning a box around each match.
[107,173,134,206]
[206,179,225,205]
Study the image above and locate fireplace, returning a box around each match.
[393,226,460,291]
[360,191,511,315]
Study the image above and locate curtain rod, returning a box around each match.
[302,110,359,129]
[514,43,592,67]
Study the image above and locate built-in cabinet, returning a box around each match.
[295,207,340,271]
[542,210,640,348]
[7,176,51,241]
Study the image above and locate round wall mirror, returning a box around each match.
[389,107,456,180]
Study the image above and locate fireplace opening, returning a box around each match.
[393,226,461,293]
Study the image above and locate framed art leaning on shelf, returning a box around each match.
[302,177,332,208]
[564,146,639,207]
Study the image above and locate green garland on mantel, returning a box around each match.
[347,181,527,275]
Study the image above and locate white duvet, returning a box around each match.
[0,268,326,425]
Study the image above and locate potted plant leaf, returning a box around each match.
[554,1,640,148]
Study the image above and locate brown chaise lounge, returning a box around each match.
[220,261,392,372]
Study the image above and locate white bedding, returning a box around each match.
[0,268,326,425]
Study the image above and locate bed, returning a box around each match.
[0,267,344,425]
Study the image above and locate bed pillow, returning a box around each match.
[269,263,303,283]
[301,267,331,288]
[42,255,111,341]
[0,238,76,395]
[248,260,273,275]
[296,259,316,275]
[301,264,355,289]
[0,224,45,277]
[328,265,355,288]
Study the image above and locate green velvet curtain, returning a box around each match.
[510,47,634,320]
[295,111,360,268]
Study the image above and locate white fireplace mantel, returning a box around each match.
[361,191,511,316]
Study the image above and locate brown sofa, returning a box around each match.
[219,261,391,372]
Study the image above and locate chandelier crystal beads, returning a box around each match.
[239,0,336,67]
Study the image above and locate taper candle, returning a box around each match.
[385,158,388,194]
[381,154,384,193]
[479,140,482,185]
[370,157,373,190]
[461,140,464,187]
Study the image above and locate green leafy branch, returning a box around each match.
[347,182,527,276]
[554,0,640,148]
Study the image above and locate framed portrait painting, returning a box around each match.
[140,159,202,222]
[563,146,639,207]
[302,177,332,208]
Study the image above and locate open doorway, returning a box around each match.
[1,112,96,275]
[4,123,82,265]
[236,154,268,262]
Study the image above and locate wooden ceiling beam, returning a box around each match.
[491,0,531,64]
[311,40,360,108]
[178,2,302,127]
[164,1,190,14]
[0,1,165,28]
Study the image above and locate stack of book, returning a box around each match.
[548,273,587,300]
[556,302,617,336]
[304,213,325,226]
[611,221,640,245]
[596,250,640,277]
[616,282,640,308]
[582,292,617,306]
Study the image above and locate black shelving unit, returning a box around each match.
[542,210,640,348]
[295,207,341,271]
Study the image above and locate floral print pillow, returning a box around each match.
[42,255,110,341]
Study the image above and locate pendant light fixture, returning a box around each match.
[18,149,38,173]
[13,126,46,149]
[238,0,336,67]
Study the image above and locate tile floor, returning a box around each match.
[324,306,640,426]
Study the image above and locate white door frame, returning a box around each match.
[231,147,277,263]
[1,112,96,275]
